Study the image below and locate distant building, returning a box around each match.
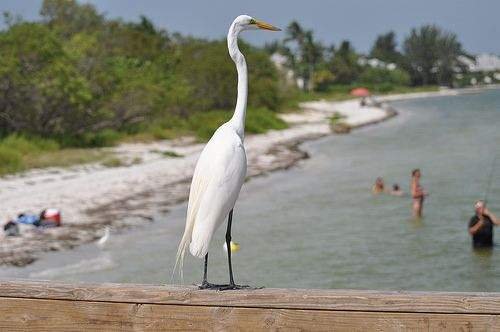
[357,57,397,70]
[458,54,500,72]
[270,53,302,88]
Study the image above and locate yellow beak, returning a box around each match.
[255,20,281,31]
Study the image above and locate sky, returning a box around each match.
[2,0,499,54]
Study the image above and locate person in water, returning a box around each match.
[390,184,405,196]
[468,200,499,248]
[372,177,385,194]
[410,169,427,218]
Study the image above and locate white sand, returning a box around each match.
[0,86,493,265]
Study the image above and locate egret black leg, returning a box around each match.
[218,209,251,290]
[199,253,211,289]
[199,209,256,291]
[202,253,209,284]
[226,210,235,285]
[199,253,223,289]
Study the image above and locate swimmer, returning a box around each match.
[410,169,427,218]
[389,183,405,197]
[372,177,385,194]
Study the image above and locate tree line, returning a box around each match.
[269,21,469,92]
[0,0,471,146]
[0,0,285,145]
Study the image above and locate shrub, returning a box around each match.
[82,129,122,147]
[187,108,288,141]
[359,67,410,86]
[246,108,288,134]
[0,135,59,153]
[187,110,231,141]
[0,146,23,175]
[56,129,120,148]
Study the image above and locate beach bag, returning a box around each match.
[40,208,62,227]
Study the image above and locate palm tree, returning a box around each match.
[329,40,360,84]
[284,21,323,91]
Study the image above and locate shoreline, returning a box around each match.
[0,86,497,267]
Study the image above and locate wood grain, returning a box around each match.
[1,280,499,314]
[1,297,499,332]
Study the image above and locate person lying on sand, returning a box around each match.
[3,219,19,237]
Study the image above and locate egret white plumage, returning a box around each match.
[97,226,110,249]
[174,15,280,290]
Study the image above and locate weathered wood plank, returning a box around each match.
[1,279,499,314]
[1,297,499,332]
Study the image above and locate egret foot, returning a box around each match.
[217,283,250,291]
[198,281,227,290]
[198,282,262,291]
[217,284,264,291]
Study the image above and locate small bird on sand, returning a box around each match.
[97,226,110,249]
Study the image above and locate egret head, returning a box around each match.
[233,15,281,32]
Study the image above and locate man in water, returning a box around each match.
[468,200,499,248]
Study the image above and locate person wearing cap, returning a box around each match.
[468,201,499,248]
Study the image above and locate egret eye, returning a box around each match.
[249,19,256,25]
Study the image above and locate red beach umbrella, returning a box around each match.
[350,87,371,97]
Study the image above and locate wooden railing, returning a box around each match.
[0,280,499,331]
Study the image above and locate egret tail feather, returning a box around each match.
[172,233,190,283]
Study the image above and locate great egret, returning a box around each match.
[174,15,280,290]
[97,226,110,249]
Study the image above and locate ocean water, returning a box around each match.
[2,89,499,292]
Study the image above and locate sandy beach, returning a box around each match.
[0,86,495,266]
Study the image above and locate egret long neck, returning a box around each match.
[227,24,248,140]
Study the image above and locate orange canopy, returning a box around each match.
[350,87,371,97]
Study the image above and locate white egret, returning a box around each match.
[174,15,280,290]
[97,226,110,249]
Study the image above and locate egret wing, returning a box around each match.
[189,141,246,257]
[173,128,246,277]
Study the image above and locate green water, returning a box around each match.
[2,89,499,291]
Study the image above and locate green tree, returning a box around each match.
[174,40,281,114]
[0,0,286,145]
[329,40,360,84]
[403,25,466,86]
[40,0,103,38]
[359,67,410,86]
[284,21,323,91]
[370,31,402,64]
[0,23,93,136]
